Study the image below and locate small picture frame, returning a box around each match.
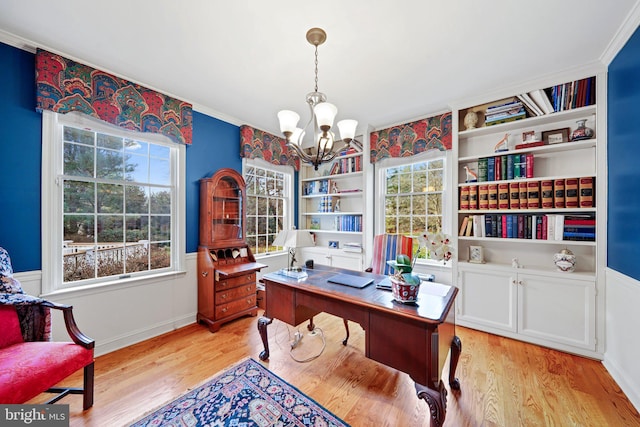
[522,130,536,142]
[542,128,570,145]
[469,245,485,264]
[328,240,339,249]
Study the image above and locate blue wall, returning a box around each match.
[0,42,242,271]
[608,27,640,281]
[0,43,42,272]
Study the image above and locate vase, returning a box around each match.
[553,248,576,272]
[390,276,420,303]
[571,119,594,141]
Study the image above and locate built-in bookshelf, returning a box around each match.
[298,147,367,270]
[454,73,606,358]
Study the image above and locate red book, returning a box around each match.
[525,154,534,178]
[564,219,596,225]
[494,156,501,181]
[515,141,545,150]
[541,215,548,240]
[502,215,507,238]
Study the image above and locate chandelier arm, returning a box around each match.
[286,141,314,163]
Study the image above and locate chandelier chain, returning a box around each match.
[314,45,319,93]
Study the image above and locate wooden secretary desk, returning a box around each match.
[197,168,266,332]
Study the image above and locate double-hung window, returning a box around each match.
[377,151,451,262]
[243,160,292,256]
[42,111,185,293]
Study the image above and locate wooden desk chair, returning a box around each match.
[366,234,414,274]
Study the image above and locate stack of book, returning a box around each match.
[484,100,526,126]
[563,214,596,241]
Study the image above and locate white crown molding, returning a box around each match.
[373,108,452,132]
[0,28,37,53]
[190,102,244,127]
[601,1,640,65]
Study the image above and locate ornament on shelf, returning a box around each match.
[494,133,510,152]
[464,166,478,183]
[554,248,576,272]
[463,110,479,130]
[571,119,594,141]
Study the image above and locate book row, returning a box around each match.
[334,215,362,232]
[459,213,596,241]
[330,154,362,175]
[460,177,595,210]
[548,77,596,112]
[473,154,534,182]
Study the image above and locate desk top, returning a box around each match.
[262,265,457,324]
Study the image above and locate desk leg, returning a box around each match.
[415,381,447,427]
[449,335,462,390]
[257,316,273,361]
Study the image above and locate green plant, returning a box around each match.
[386,254,421,285]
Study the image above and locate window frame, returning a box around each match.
[375,149,453,266]
[242,158,294,257]
[41,110,186,295]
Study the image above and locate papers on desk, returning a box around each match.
[376,278,450,297]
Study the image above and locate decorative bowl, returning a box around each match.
[390,276,420,303]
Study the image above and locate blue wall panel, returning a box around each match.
[608,27,640,280]
[186,112,241,252]
[0,43,42,272]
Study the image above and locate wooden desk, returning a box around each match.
[258,266,461,427]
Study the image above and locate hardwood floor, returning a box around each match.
[32,312,640,426]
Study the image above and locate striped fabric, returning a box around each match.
[370,234,414,275]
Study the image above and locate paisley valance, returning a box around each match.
[240,125,300,170]
[369,112,452,163]
[35,49,192,145]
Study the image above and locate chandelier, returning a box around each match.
[277,28,362,170]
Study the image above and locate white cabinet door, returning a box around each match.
[299,247,364,271]
[457,265,516,333]
[517,272,596,350]
[330,252,364,271]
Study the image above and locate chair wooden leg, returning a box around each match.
[342,319,350,345]
[83,362,94,410]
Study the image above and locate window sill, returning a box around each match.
[40,270,188,299]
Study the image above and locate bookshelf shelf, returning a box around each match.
[302,171,363,182]
[303,211,363,216]
[453,73,604,359]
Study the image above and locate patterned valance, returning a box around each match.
[369,112,452,163]
[240,125,300,170]
[35,49,193,145]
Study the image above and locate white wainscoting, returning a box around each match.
[13,252,289,357]
[604,268,640,411]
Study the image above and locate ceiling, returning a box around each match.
[1,1,638,138]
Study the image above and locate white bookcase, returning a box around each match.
[298,141,370,270]
[452,71,607,358]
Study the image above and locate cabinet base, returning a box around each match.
[197,307,258,333]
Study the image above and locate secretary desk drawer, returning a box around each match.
[215,294,257,318]
[216,283,256,304]
[216,272,256,291]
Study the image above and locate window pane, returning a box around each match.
[413,169,427,192]
[125,215,149,242]
[397,195,411,215]
[412,194,426,215]
[126,153,149,182]
[150,144,169,159]
[97,215,123,243]
[149,157,170,186]
[427,193,442,215]
[258,216,267,234]
[64,127,94,145]
[64,143,94,177]
[97,183,123,214]
[428,169,443,191]
[64,250,95,282]
[150,216,170,241]
[125,185,149,214]
[150,243,170,269]
[97,134,123,150]
[385,216,397,233]
[64,181,95,213]
[125,139,147,154]
[64,215,94,244]
[97,246,125,278]
[150,189,171,214]
[398,216,412,234]
[386,170,399,194]
[126,243,149,273]
[385,196,397,217]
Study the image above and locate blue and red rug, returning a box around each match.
[130,358,349,426]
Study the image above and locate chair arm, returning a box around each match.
[42,301,95,349]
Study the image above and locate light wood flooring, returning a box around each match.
[31,311,640,426]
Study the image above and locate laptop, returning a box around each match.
[327,273,374,289]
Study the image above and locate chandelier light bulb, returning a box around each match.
[277,110,300,136]
[313,102,338,131]
[337,119,358,143]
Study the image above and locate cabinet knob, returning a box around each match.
[247,299,252,305]
[221,294,227,299]
[247,286,252,292]
[201,271,208,277]
[518,280,524,286]
[221,307,228,313]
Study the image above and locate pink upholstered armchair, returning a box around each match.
[0,247,95,409]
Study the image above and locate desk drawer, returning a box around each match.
[216,283,255,305]
[215,294,256,318]
[216,272,256,291]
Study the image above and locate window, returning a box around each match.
[377,151,450,261]
[42,111,185,292]
[243,160,292,255]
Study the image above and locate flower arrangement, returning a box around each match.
[418,231,453,263]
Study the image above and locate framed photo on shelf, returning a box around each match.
[542,128,570,145]
[328,240,339,249]
[469,245,485,264]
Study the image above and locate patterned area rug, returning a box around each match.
[130,358,349,426]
